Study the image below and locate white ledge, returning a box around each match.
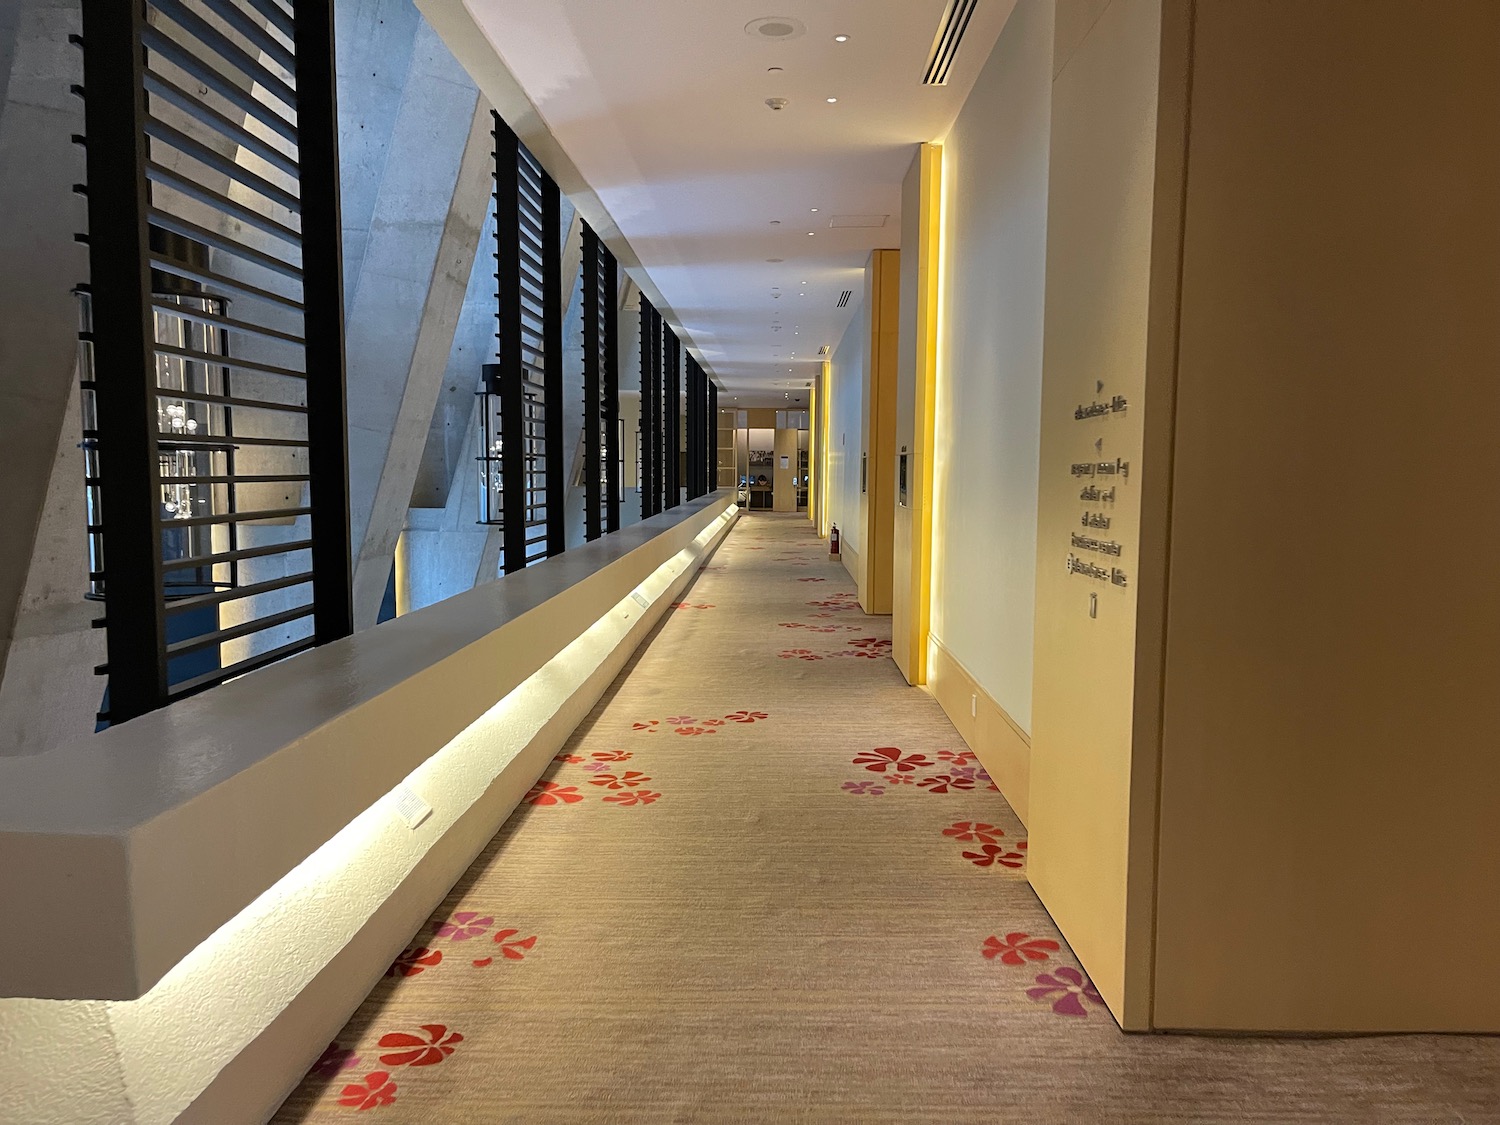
[0,496,734,1000]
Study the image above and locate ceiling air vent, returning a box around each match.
[922,0,979,86]
[837,290,853,308]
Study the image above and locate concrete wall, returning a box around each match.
[0,0,90,741]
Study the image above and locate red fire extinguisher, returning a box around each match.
[829,523,841,558]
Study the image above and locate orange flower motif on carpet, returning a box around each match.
[524,781,584,805]
[385,947,442,978]
[982,932,1060,965]
[377,1024,463,1068]
[603,789,662,807]
[338,1071,396,1111]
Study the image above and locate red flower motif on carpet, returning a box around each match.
[339,1071,396,1110]
[524,781,584,805]
[675,725,717,736]
[589,770,652,790]
[963,842,1026,868]
[942,821,1003,844]
[885,774,915,786]
[377,1025,463,1068]
[724,710,769,723]
[386,947,442,977]
[667,714,695,724]
[309,1042,361,1079]
[593,750,632,761]
[937,749,978,765]
[1027,967,1105,1017]
[472,928,539,965]
[918,773,976,793]
[796,577,827,582]
[848,636,891,650]
[982,932,1060,965]
[778,649,823,660]
[553,754,584,764]
[671,602,715,610]
[701,718,726,727]
[631,720,660,732]
[434,911,493,941]
[853,747,933,774]
[603,789,662,806]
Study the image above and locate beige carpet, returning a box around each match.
[274,512,1500,1124]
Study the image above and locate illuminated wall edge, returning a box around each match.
[0,503,737,1125]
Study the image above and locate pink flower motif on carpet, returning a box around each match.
[603,789,662,806]
[1027,967,1105,1017]
[385,947,442,977]
[553,754,585,764]
[377,1024,463,1068]
[671,602,715,610]
[632,720,660,732]
[982,932,1060,965]
[589,770,652,790]
[918,773,976,794]
[309,1042,362,1079]
[593,750,632,761]
[583,762,610,773]
[937,749,978,765]
[942,821,1003,844]
[667,715,695,724]
[842,780,886,796]
[796,577,827,582]
[963,843,1027,869]
[724,710,769,723]
[338,1072,396,1110]
[434,911,493,941]
[853,747,933,774]
[524,781,584,806]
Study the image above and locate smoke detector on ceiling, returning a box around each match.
[746,16,806,40]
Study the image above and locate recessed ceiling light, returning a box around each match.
[834,34,850,43]
[810,208,818,212]
[826,97,838,104]
[807,232,815,236]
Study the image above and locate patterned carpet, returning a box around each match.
[274,513,1500,1124]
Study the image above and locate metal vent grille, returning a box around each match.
[837,290,853,308]
[76,0,350,724]
[922,0,979,86]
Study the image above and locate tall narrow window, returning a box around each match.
[580,221,619,539]
[77,0,350,724]
[489,112,564,571]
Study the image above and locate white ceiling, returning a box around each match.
[462,0,1016,404]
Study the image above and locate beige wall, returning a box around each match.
[826,294,867,560]
[1149,0,1500,1032]
[1026,0,1167,1030]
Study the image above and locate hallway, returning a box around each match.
[274,514,1500,1124]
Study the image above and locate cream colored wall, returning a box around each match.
[1148,0,1500,1033]
[827,299,867,562]
[862,249,899,615]
[929,0,1051,734]
[891,145,940,685]
[1025,0,1166,1030]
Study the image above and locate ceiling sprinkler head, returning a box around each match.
[765,97,789,112]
